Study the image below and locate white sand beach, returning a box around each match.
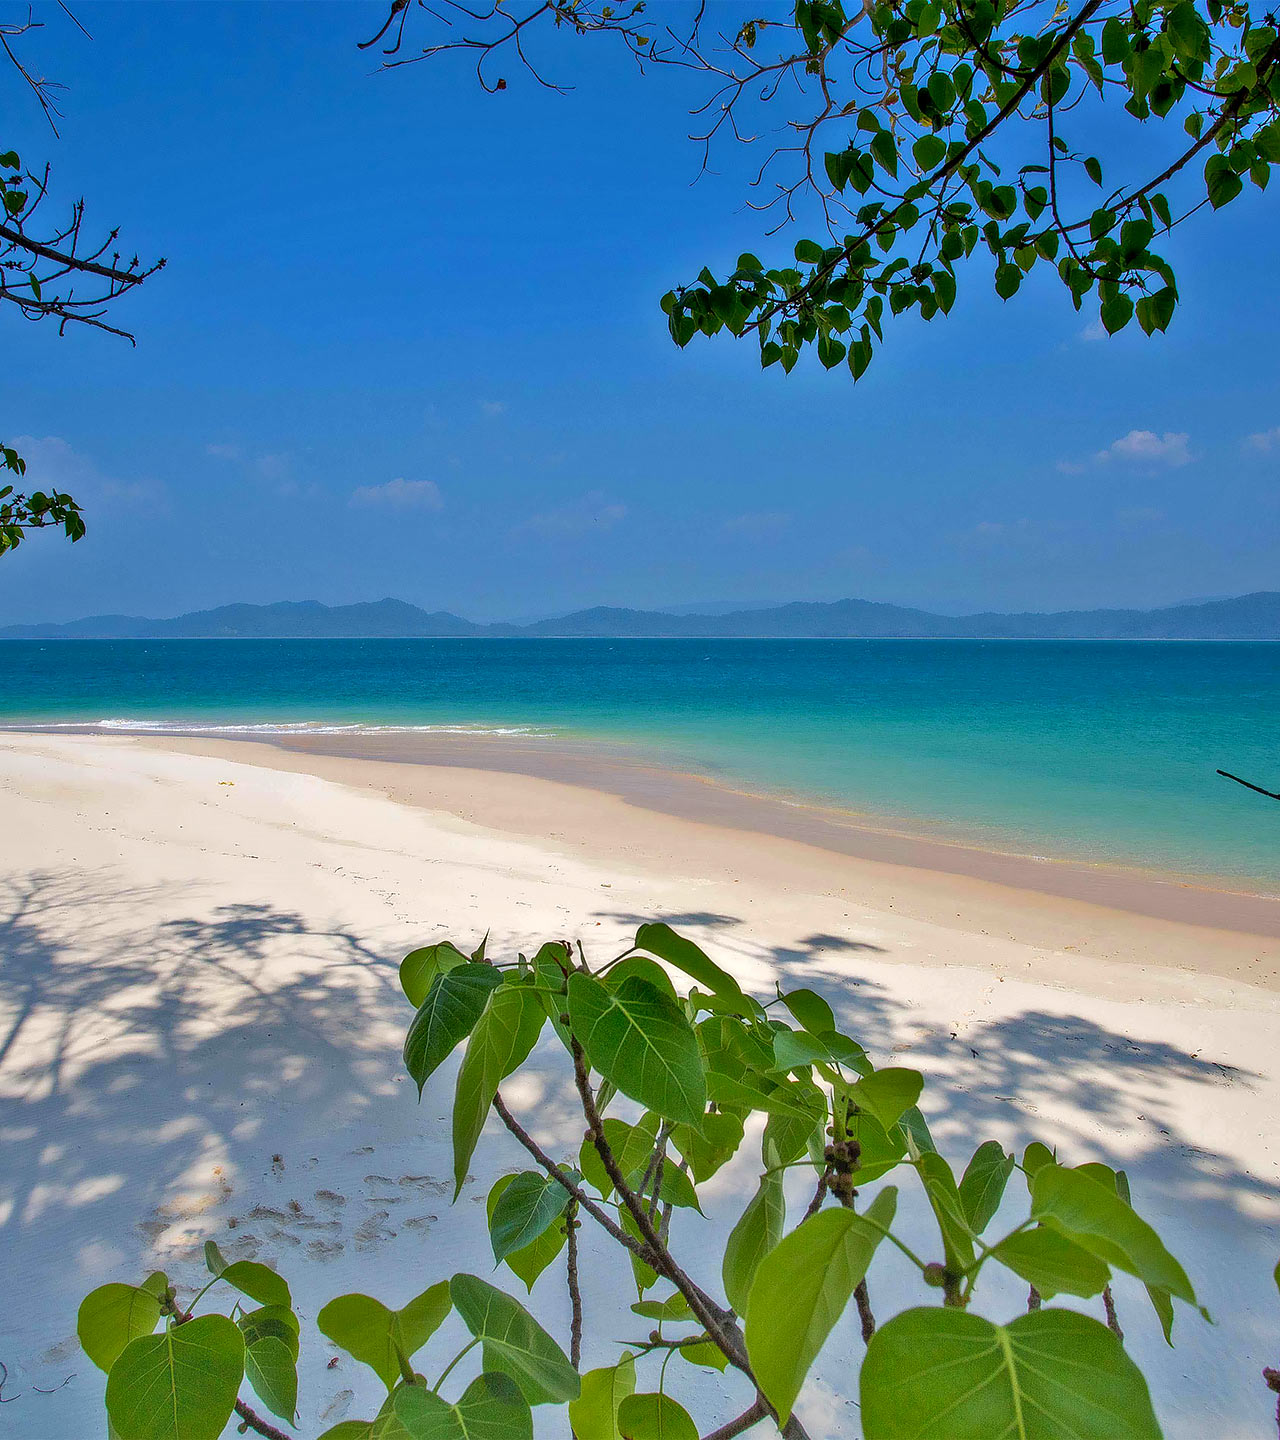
[2,730,1279,1438]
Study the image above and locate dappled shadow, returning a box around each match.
[0,869,406,1284]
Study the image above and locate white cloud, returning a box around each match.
[722,510,791,540]
[1245,427,1280,452]
[350,477,444,511]
[523,490,627,539]
[481,401,507,417]
[1096,429,1192,467]
[11,435,156,506]
[1079,319,1107,342]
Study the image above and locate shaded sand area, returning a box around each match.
[2,730,1279,1437]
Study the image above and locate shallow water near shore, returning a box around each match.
[1,637,1277,888]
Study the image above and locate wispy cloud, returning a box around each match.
[481,400,507,417]
[949,518,1040,548]
[722,510,791,540]
[522,490,627,539]
[1079,319,1107,342]
[206,442,242,461]
[350,477,444,511]
[12,434,157,506]
[1244,426,1280,452]
[1097,429,1192,467]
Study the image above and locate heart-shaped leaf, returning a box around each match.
[860,1307,1162,1438]
[450,1273,579,1405]
[568,974,705,1125]
[77,1283,161,1373]
[318,1283,452,1390]
[400,942,470,1007]
[616,1392,698,1440]
[404,964,503,1095]
[488,1171,572,1264]
[485,1174,568,1290]
[105,1315,244,1440]
[394,1373,532,1439]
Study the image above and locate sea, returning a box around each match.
[1,638,1276,890]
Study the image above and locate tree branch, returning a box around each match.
[1218,768,1280,801]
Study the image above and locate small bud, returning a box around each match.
[922,1262,948,1288]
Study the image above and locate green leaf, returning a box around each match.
[722,1167,785,1313]
[1032,1163,1195,1303]
[860,1307,1162,1438]
[450,1273,579,1405]
[400,942,470,1007]
[1205,154,1243,209]
[567,973,705,1126]
[958,1141,1014,1234]
[488,1171,571,1264]
[794,239,824,264]
[780,989,835,1035]
[404,964,503,1094]
[485,1174,568,1291]
[991,1227,1111,1300]
[850,1068,923,1132]
[569,1356,636,1440]
[453,983,547,1195]
[671,1111,744,1182]
[633,924,748,1009]
[616,1393,698,1440]
[318,1284,452,1390]
[105,1315,245,1440]
[631,1291,692,1321]
[917,1150,976,1274]
[244,1334,298,1423]
[239,1305,300,1356]
[394,1373,533,1440]
[77,1284,162,1374]
[1100,293,1134,334]
[745,1187,897,1423]
[218,1260,291,1310]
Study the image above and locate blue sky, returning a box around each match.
[2,0,1277,624]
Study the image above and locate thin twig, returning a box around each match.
[1102,1284,1124,1341]
[566,1198,583,1369]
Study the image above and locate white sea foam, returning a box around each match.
[3,718,551,738]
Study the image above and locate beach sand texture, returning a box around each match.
[2,730,1278,1438]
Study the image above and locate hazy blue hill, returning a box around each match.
[3,592,1278,640]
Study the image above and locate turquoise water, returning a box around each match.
[1,639,1276,887]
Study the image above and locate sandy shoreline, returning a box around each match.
[2,730,1280,1438]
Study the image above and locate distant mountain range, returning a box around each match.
[3,592,1279,640]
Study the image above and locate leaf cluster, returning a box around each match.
[81,921,1232,1439]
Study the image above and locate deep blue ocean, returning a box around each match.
[1,638,1276,888]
